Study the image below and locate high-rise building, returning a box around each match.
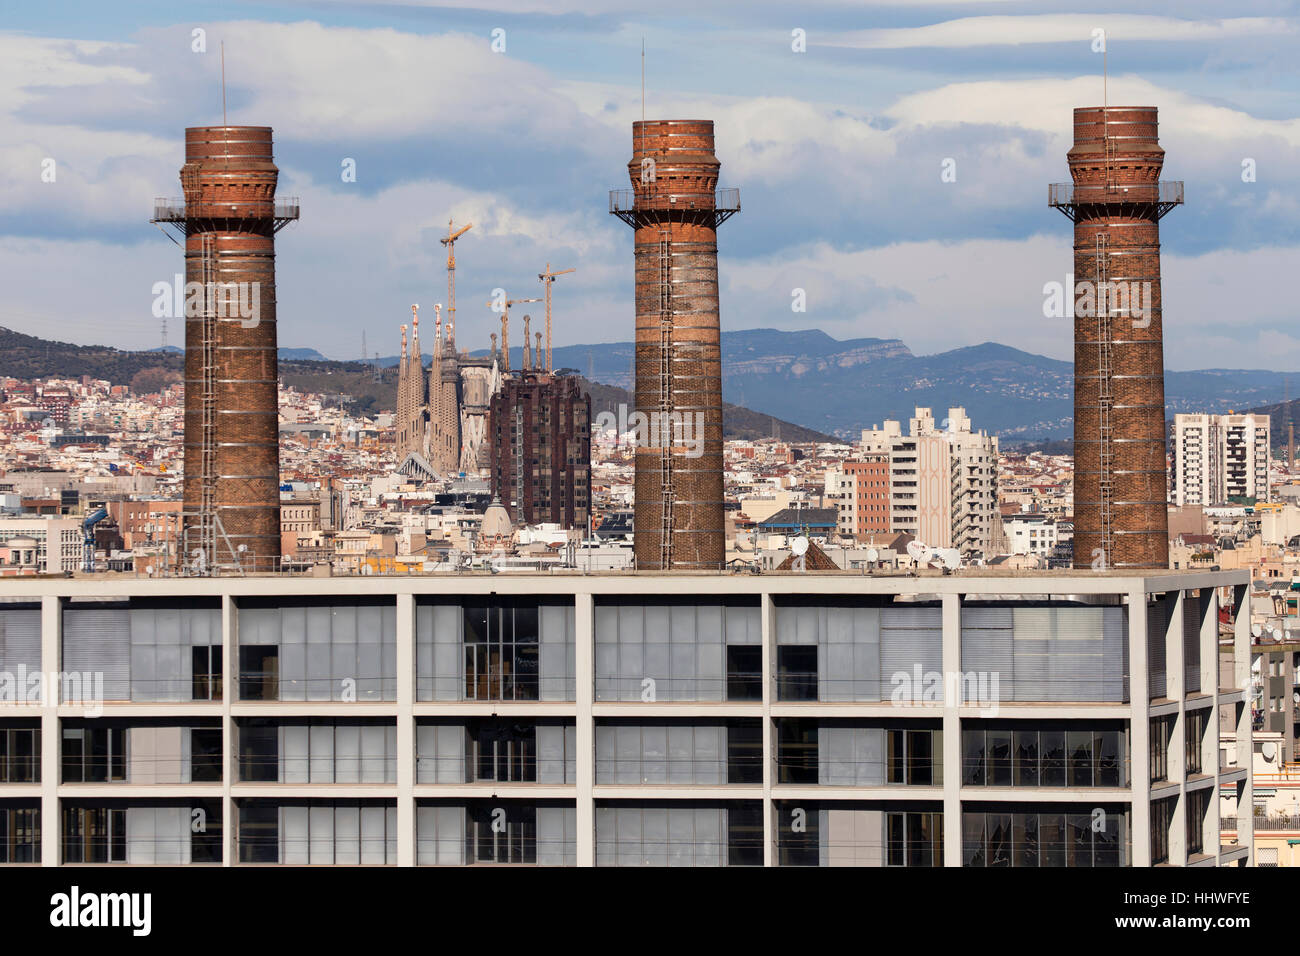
[860,407,999,558]
[1171,413,1271,506]
[488,372,591,528]
[610,120,740,570]
[1050,107,1183,569]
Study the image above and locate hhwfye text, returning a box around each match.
[49,886,151,937]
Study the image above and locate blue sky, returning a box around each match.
[2,1,1298,368]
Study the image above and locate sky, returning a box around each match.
[2,0,1297,368]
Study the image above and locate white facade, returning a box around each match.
[1172,413,1271,507]
[0,517,81,573]
[0,568,1255,868]
[1003,514,1058,556]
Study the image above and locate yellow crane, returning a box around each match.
[537,263,575,373]
[486,294,540,373]
[439,219,472,350]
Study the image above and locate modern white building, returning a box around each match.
[1003,514,1059,557]
[1172,413,1271,507]
[0,568,1254,867]
[0,517,82,574]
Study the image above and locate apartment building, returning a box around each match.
[1003,515,1059,558]
[0,517,82,574]
[1172,413,1272,507]
[0,568,1253,867]
[860,407,999,559]
[824,457,890,540]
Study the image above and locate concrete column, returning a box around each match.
[1167,591,1187,866]
[1127,588,1151,866]
[1233,583,1254,865]
[761,593,774,866]
[941,592,962,867]
[574,592,594,866]
[221,594,235,866]
[1201,589,1221,862]
[40,596,60,867]
[395,593,415,866]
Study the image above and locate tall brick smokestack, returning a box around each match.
[1051,107,1182,569]
[611,120,740,570]
[155,126,298,572]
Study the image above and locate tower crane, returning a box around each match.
[439,219,472,351]
[538,264,575,373]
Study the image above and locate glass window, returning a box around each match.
[1041,731,1066,786]
[725,646,761,701]
[1013,730,1039,787]
[1067,731,1094,787]
[776,646,818,701]
[962,729,986,785]
[777,719,818,785]
[988,731,1012,787]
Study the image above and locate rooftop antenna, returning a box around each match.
[641,38,646,125]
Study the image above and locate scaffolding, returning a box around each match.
[198,234,219,569]
[1094,231,1114,561]
[657,231,675,569]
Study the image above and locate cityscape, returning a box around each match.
[0,0,1295,918]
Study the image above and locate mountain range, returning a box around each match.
[5,325,1300,443]
[378,329,1300,442]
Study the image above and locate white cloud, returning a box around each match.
[825,15,1295,50]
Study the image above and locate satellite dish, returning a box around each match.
[792,536,809,557]
[1262,741,1277,761]
[939,549,961,571]
[906,540,927,560]
[1253,623,1263,638]
[865,548,879,563]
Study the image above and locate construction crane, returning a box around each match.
[537,263,575,373]
[439,219,472,352]
[486,294,540,373]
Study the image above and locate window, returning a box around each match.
[777,719,817,784]
[887,728,942,785]
[464,605,539,701]
[467,804,535,864]
[965,809,1126,867]
[469,720,536,783]
[726,645,761,701]
[1150,714,1174,782]
[777,646,817,701]
[192,646,222,701]
[1185,709,1206,776]
[964,725,1125,788]
[239,646,279,701]
[1151,797,1174,864]
[887,811,943,867]
[0,728,39,783]
[62,726,126,783]
[62,806,126,863]
[1186,788,1209,856]
[191,728,222,782]
[726,720,762,784]
[0,806,39,862]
